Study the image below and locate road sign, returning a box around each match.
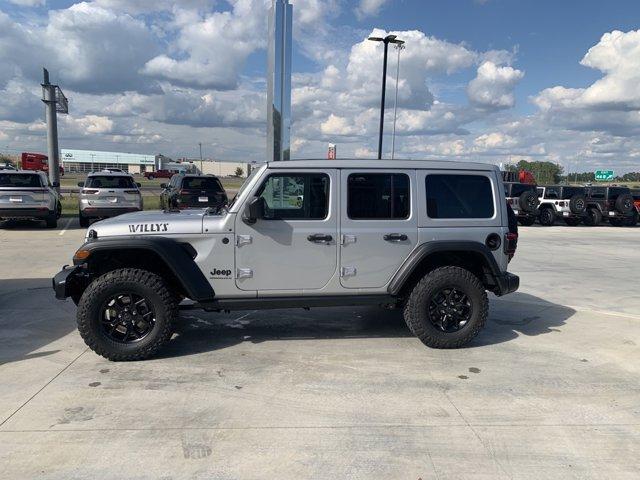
[595,170,614,181]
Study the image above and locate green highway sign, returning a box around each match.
[595,170,614,181]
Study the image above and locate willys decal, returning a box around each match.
[128,223,169,233]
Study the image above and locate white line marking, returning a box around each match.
[58,218,73,236]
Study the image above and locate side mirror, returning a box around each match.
[52,181,60,188]
[160,183,167,189]
[243,196,265,224]
[77,182,84,187]
[136,182,142,188]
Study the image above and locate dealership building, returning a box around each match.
[60,149,157,174]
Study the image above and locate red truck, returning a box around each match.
[21,153,64,176]
[144,169,177,180]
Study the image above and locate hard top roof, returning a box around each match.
[87,171,134,177]
[265,159,500,171]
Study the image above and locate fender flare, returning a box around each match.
[387,241,501,296]
[76,237,215,301]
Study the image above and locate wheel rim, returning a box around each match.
[428,287,472,333]
[100,293,156,343]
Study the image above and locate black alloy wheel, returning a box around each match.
[428,287,472,333]
[100,293,156,343]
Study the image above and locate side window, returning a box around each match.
[537,188,544,198]
[546,188,559,199]
[426,174,494,219]
[257,173,329,220]
[347,173,410,220]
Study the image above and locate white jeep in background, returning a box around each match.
[536,185,587,226]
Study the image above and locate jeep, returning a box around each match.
[583,186,635,226]
[78,172,143,228]
[536,185,587,226]
[0,170,61,228]
[504,182,539,226]
[160,174,228,211]
[53,160,520,361]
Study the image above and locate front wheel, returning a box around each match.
[76,268,177,361]
[45,212,57,229]
[538,208,555,226]
[583,208,602,226]
[403,266,488,349]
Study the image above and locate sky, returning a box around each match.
[1,0,640,173]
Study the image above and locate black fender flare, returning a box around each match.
[387,241,502,296]
[75,237,215,301]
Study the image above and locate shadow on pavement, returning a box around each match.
[0,218,83,231]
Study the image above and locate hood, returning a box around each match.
[88,209,208,238]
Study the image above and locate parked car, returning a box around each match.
[504,182,539,226]
[160,174,227,210]
[583,186,635,226]
[77,172,143,227]
[144,170,176,180]
[54,159,520,360]
[0,170,61,228]
[0,163,17,171]
[536,185,587,226]
[20,152,64,176]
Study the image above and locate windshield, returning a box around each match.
[0,173,42,187]
[228,165,264,208]
[86,176,136,189]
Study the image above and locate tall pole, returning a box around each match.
[41,69,60,189]
[391,43,404,160]
[199,142,203,173]
[377,41,390,160]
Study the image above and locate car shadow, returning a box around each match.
[0,217,84,231]
[158,292,576,359]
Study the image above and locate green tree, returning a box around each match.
[234,167,244,177]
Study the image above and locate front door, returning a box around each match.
[339,169,417,289]
[235,169,337,292]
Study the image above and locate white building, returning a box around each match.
[200,160,252,178]
[61,149,157,174]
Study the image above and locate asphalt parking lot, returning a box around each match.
[1,221,639,479]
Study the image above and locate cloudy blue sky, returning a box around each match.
[1,0,640,173]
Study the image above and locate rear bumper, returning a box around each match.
[80,207,141,218]
[493,272,520,296]
[0,207,50,219]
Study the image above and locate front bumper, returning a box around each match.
[52,265,87,300]
[494,272,520,296]
[0,208,50,219]
[80,207,141,218]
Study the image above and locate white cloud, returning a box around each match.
[473,132,517,150]
[467,61,524,109]
[355,0,390,20]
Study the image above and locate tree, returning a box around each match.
[0,154,16,168]
[234,167,244,177]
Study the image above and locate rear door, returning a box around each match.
[339,169,417,289]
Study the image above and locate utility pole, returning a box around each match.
[199,142,203,173]
[41,68,67,190]
[368,35,404,159]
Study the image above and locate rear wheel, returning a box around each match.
[403,266,488,349]
[79,211,90,228]
[623,211,639,227]
[538,208,556,226]
[76,268,177,361]
[564,217,581,226]
[609,218,622,227]
[45,212,57,229]
[518,216,536,226]
[583,208,602,226]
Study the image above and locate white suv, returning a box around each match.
[78,172,143,227]
[0,170,61,228]
[536,185,587,226]
[54,159,520,360]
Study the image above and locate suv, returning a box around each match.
[78,172,143,227]
[53,160,520,361]
[0,170,61,228]
[583,186,635,226]
[160,174,227,210]
[536,185,587,226]
[504,182,539,226]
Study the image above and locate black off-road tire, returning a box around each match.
[403,266,488,349]
[79,212,90,228]
[583,207,602,226]
[623,211,639,227]
[76,268,177,361]
[538,208,556,226]
[609,218,622,227]
[615,194,634,214]
[45,212,58,229]
[564,217,581,226]
[519,190,539,214]
[569,194,587,214]
[518,216,536,226]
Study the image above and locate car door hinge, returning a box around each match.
[340,234,356,245]
[236,268,253,279]
[341,266,357,277]
[236,235,252,247]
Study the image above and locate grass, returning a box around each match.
[61,193,161,216]
[60,174,246,190]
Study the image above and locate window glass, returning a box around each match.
[86,176,136,189]
[510,183,536,196]
[347,173,410,219]
[182,177,224,192]
[257,173,329,220]
[545,188,559,199]
[537,188,544,198]
[589,188,605,199]
[426,174,494,219]
[0,174,42,187]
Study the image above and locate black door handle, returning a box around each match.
[307,233,333,243]
[384,233,408,242]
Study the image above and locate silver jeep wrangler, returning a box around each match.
[54,160,519,360]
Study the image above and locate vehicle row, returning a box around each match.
[505,182,639,227]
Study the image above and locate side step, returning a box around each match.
[179,295,396,312]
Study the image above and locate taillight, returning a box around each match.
[559,201,566,207]
[82,189,99,194]
[504,232,518,261]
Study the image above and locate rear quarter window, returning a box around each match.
[426,174,494,219]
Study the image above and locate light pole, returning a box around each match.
[391,42,405,160]
[368,34,404,159]
[198,142,203,173]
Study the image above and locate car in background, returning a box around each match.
[21,152,64,176]
[536,185,587,226]
[144,170,176,180]
[504,182,539,226]
[626,189,640,226]
[160,174,227,211]
[102,168,126,173]
[0,163,17,171]
[584,186,635,226]
[78,172,143,227]
[0,170,61,228]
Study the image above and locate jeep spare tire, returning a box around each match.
[519,190,539,213]
[569,194,586,214]
[615,194,634,214]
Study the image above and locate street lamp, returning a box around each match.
[198,142,203,173]
[368,34,404,159]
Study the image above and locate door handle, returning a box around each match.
[383,233,408,242]
[307,233,333,243]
